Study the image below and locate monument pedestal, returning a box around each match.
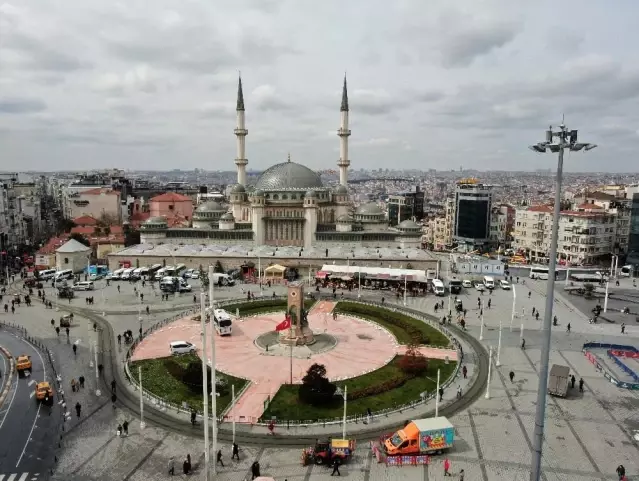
[278,281,315,346]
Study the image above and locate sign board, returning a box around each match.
[35,255,50,267]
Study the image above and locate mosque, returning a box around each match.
[140,77,422,249]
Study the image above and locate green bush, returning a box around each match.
[335,302,449,347]
[299,363,337,406]
[225,299,315,317]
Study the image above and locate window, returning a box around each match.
[169,205,174,211]
[64,257,69,264]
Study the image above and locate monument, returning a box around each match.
[278,281,315,346]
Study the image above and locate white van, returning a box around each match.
[73,281,95,291]
[55,269,73,280]
[169,341,196,355]
[483,276,495,290]
[432,279,445,296]
[112,268,125,280]
[120,267,136,280]
[38,269,57,280]
[213,309,233,336]
[499,279,511,290]
[210,273,235,286]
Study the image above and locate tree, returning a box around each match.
[583,283,594,299]
[398,344,428,375]
[200,265,209,287]
[104,226,111,236]
[69,233,90,247]
[214,260,224,273]
[299,363,337,406]
[94,226,102,237]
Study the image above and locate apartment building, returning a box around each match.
[489,204,515,248]
[573,191,631,255]
[64,187,122,223]
[514,205,615,265]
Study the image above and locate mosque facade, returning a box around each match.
[140,77,422,250]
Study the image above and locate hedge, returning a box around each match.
[334,301,450,347]
[224,299,315,317]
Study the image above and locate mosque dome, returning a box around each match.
[333,185,348,195]
[195,201,225,213]
[230,184,246,193]
[356,203,383,216]
[255,161,323,191]
[305,190,317,198]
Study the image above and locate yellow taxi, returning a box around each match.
[35,381,54,403]
[16,355,32,376]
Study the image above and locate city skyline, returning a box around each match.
[2,0,639,172]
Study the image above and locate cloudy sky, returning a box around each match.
[1,0,639,173]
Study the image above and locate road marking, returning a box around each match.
[27,380,35,387]
[15,337,46,470]
[29,391,35,399]
[0,372,19,431]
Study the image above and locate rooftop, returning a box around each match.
[73,215,98,226]
[526,205,553,213]
[150,192,192,202]
[110,244,437,261]
[81,187,119,196]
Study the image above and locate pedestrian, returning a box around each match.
[79,375,85,388]
[536,311,540,321]
[616,464,625,480]
[251,461,261,480]
[98,364,103,375]
[488,298,491,309]
[51,318,55,328]
[566,323,571,333]
[117,424,122,436]
[168,457,175,475]
[71,378,77,392]
[217,449,224,467]
[532,307,536,316]
[72,344,77,356]
[456,386,462,398]
[521,338,526,350]
[443,458,452,476]
[366,407,372,424]
[75,402,82,417]
[462,365,467,379]
[117,285,120,293]
[579,378,584,392]
[459,469,465,481]
[438,386,444,402]
[267,420,275,435]
[331,458,341,476]
[182,459,189,475]
[146,305,149,315]
[111,393,117,408]
[232,442,240,460]
[571,375,576,389]
[117,334,122,345]
[528,291,531,298]
[111,379,116,393]
[65,327,69,337]
[509,371,515,383]
[140,293,144,302]
[122,420,129,436]
[621,323,625,334]
[55,326,60,336]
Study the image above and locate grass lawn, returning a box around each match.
[263,357,457,421]
[224,298,316,317]
[334,301,450,347]
[131,354,249,416]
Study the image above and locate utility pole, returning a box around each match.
[199,293,210,481]
[528,122,596,481]
[208,265,217,477]
[510,285,516,332]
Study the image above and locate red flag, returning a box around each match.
[276,314,291,332]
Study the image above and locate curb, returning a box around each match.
[0,346,15,408]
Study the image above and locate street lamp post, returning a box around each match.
[604,255,617,313]
[258,256,262,296]
[528,122,596,481]
[435,368,440,417]
[199,293,211,481]
[496,312,503,367]
[403,276,407,306]
[341,385,348,439]
[208,266,218,477]
[138,365,145,429]
[485,346,492,399]
[510,285,516,332]
[479,301,484,341]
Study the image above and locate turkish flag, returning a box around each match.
[276,314,291,331]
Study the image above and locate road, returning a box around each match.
[0,329,61,480]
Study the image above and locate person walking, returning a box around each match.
[566,323,571,333]
[122,420,129,436]
[509,371,515,383]
[456,386,462,399]
[191,409,197,425]
[438,387,444,402]
[521,338,526,350]
[579,378,584,392]
[216,449,224,467]
[111,379,116,393]
[72,344,77,356]
[75,402,82,418]
[443,458,452,476]
[330,458,341,476]
[168,457,175,476]
[55,326,60,336]
[65,327,69,337]
[616,464,626,480]
[71,378,77,392]
[251,461,261,480]
[111,393,117,408]
[621,323,626,334]
[232,442,240,460]
[459,469,465,481]
[117,334,122,345]
[79,375,85,388]
[571,375,576,389]
[462,365,467,379]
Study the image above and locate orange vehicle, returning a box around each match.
[16,355,32,377]
[302,439,356,465]
[35,381,54,404]
[382,417,454,456]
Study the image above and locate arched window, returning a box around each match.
[64,257,69,264]
[273,194,279,200]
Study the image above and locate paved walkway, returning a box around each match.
[131,300,457,421]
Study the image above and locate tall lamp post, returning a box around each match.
[604,254,617,313]
[199,293,211,481]
[208,265,218,477]
[510,285,516,332]
[528,123,596,481]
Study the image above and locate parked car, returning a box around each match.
[169,341,196,355]
[190,270,200,279]
[499,279,511,290]
[462,279,472,288]
[474,281,485,291]
[183,269,195,278]
[73,281,95,291]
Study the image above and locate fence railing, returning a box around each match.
[123,294,464,427]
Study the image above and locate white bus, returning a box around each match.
[432,279,445,296]
[620,265,633,277]
[38,269,57,280]
[163,265,176,277]
[483,276,495,289]
[112,268,125,280]
[174,264,187,276]
[154,267,169,280]
[212,309,233,336]
[530,267,549,280]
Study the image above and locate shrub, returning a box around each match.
[398,345,429,375]
[163,358,185,380]
[349,375,412,400]
[299,363,337,406]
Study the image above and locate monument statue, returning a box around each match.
[278,281,315,345]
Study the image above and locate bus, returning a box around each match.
[432,279,445,296]
[154,267,168,280]
[483,276,495,290]
[530,267,549,280]
[175,264,187,277]
[448,278,463,294]
[147,264,162,277]
[620,265,633,277]
[120,267,136,280]
[212,309,233,335]
[163,266,176,277]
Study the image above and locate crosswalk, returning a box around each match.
[0,474,39,481]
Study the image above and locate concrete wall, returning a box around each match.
[56,250,90,273]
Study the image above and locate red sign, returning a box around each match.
[610,350,639,359]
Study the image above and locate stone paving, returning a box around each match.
[6,274,639,480]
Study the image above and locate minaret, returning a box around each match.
[234,75,248,186]
[337,75,351,187]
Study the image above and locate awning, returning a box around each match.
[341,276,353,281]
[315,271,329,279]
[265,264,286,273]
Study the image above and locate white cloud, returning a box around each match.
[1,0,638,171]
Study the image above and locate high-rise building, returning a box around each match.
[387,186,425,226]
[628,193,639,272]
[453,179,493,249]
